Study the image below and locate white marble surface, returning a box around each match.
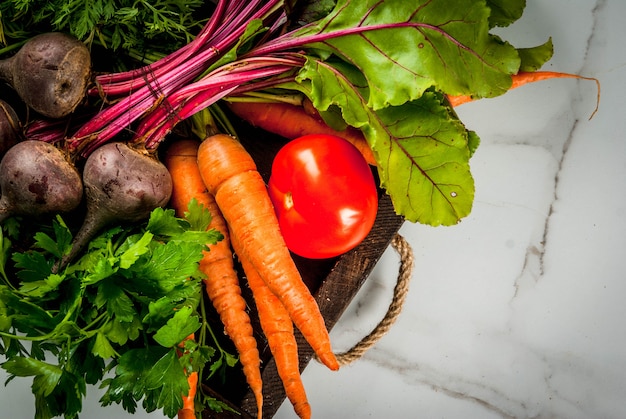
[2,0,625,418]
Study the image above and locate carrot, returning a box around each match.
[164,139,264,419]
[227,99,377,166]
[176,333,198,419]
[231,232,312,419]
[178,371,198,419]
[177,334,198,419]
[447,70,601,118]
[196,133,339,372]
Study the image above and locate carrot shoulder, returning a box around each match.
[164,139,264,419]
[227,100,376,166]
[197,134,339,371]
[231,232,312,419]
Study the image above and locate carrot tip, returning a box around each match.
[319,353,340,371]
[446,70,601,121]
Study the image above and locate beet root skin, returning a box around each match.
[0,32,91,119]
[0,99,22,157]
[57,142,173,270]
[0,140,83,223]
[83,142,173,223]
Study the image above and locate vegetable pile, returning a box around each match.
[0,0,599,418]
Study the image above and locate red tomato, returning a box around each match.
[268,134,378,259]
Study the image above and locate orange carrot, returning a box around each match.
[178,371,198,419]
[447,70,601,118]
[176,333,198,419]
[196,134,339,372]
[164,139,264,419]
[231,232,312,419]
[178,361,198,419]
[227,99,377,166]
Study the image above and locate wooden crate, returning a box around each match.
[199,116,405,418]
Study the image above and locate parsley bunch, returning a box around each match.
[0,202,234,418]
[0,0,205,54]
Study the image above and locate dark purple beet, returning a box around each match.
[0,140,83,223]
[0,99,22,157]
[58,142,173,269]
[0,32,91,119]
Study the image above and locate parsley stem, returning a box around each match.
[81,311,109,334]
[198,291,210,349]
[198,287,237,379]
[0,329,60,342]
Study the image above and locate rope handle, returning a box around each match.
[333,233,414,366]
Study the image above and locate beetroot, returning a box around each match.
[0,99,21,157]
[58,142,173,268]
[0,32,91,119]
[0,140,83,223]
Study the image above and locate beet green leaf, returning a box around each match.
[294,0,521,110]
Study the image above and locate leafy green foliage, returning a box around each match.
[370,95,476,225]
[278,0,552,225]
[153,306,200,348]
[486,0,527,28]
[0,0,204,53]
[0,203,230,418]
[284,0,337,28]
[518,38,555,72]
[295,0,521,110]
[291,60,475,225]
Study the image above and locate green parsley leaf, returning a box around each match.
[143,281,201,331]
[117,231,153,269]
[175,229,223,250]
[12,251,53,283]
[81,258,117,286]
[100,347,164,412]
[4,293,56,332]
[17,273,64,298]
[0,227,12,283]
[147,201,223,249]
[183,198,212,232]
[95,280,137,322]
[1,206,224,418]
[2,357,62,397]
[33,216,72,259]
[0,287,13,336]
[50,370,85,418]
[92,331,119,359]
[144,348,189,417]
[127,241,205,294]
[103,316,142,346]
[146,207,188,237]
[153,306,200,348]
[68,343,106,386]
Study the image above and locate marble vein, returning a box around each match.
[511,0,603,301]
